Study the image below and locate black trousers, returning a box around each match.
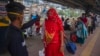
[88,26,93,34]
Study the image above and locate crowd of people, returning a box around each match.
[63,13,98,45]
[0,1,100,56]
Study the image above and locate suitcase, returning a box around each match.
[66,42,77,54]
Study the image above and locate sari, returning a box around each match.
[43,8,64,56]
[76,21,88,44]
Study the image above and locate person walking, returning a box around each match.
[81,13,88,27]
[76,17,88,45]
[87,15,92,34]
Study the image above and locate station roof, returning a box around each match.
[0,0,100,14]
[44,0,100,15]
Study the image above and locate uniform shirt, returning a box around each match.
[6,19,37,56]
[7,24,28,56]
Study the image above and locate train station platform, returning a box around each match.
[2,27,100,56]
[26,27,100,56]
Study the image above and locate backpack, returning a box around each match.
[66,41,77,54]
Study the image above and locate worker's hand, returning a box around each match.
[32,14,40,21]
[32,15,37,20]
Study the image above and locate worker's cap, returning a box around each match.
[5,2,25,13]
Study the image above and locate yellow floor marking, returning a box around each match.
[80,30,100,56]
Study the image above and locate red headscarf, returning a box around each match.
[46,8,63,31]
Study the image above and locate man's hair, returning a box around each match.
[7,14,17,22]
[82,13,86,16]
[87,14,91,17]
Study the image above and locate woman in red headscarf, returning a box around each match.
[43,8,64,56]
